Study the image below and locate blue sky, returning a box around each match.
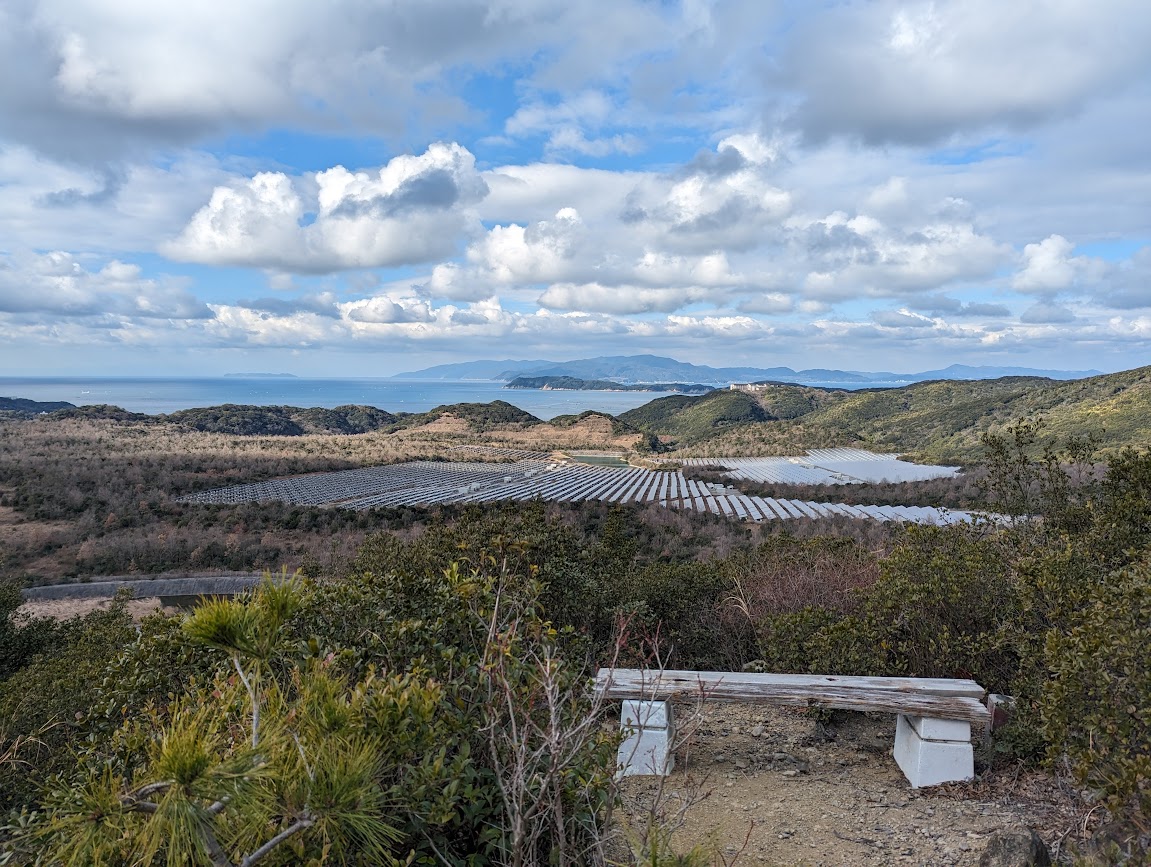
[1,0,1149,376]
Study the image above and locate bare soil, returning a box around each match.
[618,704,1090,865]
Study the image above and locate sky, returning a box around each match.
[1,0,1149,377]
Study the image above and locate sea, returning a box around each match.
[0,377,886,420]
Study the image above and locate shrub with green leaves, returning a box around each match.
[750,524,1016,688]
[9,562,616,866]
[1043,555,1151,826]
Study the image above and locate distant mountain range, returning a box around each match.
[392,355,1103,386]
[505,375,713,394]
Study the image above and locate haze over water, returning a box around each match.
[1,377,887,420]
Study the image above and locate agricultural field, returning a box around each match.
[181,448,980,525]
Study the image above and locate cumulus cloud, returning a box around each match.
[0,0,731,162]
[1020,302,1077,324]
[782,0,1151,144]
[622,133,791,252]
[791,211,1009,300]
[164,143,487,272]
[738,292,794,314]
[0,250,209,319]
[504,91,644,157]
[467,207,588,285]
[537,282,709,314]
[1095,247,1151,309]
[1012,235,1082,293]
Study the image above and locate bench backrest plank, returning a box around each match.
[596,669,989,724]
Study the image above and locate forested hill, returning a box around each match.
[0,397,76,414]
[623,366,1151,459]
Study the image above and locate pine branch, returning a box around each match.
[239,816,315,867]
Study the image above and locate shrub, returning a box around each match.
[13,563,617,866]
[1043,554,1151,828]
[0,582,63,682]
[749,524,1017,688]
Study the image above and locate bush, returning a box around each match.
[0,582,63,681]
[749,524,1017,688]
[10,564,617,866]
[1043,554,1151,827]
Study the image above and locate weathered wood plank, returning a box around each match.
[596,669,989,724]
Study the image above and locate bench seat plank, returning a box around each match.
[596,669,989,724]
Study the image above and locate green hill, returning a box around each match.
[404,400,542,432]
[548,409,640,436]
[653,366,1151,461]
[164,404,398,436]
[0,397,77,415]
[618,390,771,443]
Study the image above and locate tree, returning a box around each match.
[23,577,444,866]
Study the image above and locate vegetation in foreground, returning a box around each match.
[0,420,1149,863]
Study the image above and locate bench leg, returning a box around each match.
[617,700,674,778]
[893,714,973,788]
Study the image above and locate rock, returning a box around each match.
[978,828,1051,867]
[750,725,765,737]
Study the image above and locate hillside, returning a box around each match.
[398,400,542,433]
[618,390,771,443]
[0,397,77,414]
[164,404,398,436]
[659,366,1151,461]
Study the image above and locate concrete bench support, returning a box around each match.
[893,714,974,788]
[600,670,987,787]
[617,700,674,777]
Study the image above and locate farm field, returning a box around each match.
[181,448,979,525]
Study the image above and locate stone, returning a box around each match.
[978,828,1051,867]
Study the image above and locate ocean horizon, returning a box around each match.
[0,376,890,420]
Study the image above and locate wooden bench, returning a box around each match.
[595,669,990,788]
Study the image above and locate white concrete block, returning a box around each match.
[905,715,971,742]
[617,700,674,778]
[617,728,674,777]
[622,699,671,730]
[893,714,973,788]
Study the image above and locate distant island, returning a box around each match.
[0,397,76,414]
[223,373,299,378]
[505,376,714,394]
[393,354,1103,386]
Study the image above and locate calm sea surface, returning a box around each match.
[0,377,884,420]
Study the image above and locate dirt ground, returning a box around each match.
[617,704,1092,866]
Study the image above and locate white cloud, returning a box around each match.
[0,250,208,319]
[537,282,709,314]
[1009,234,1138,306]
[467,207,588,285]
[165,143,487,272]
[1012,235,1081,292]
[782,0,1151,144]
[622,133,792,253]
[1020,301,1077,324]
[790,211,1009,301]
